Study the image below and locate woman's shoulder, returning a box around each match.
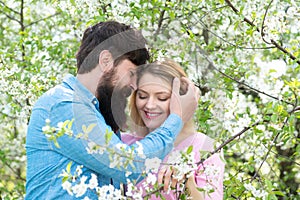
[190,132,216,152]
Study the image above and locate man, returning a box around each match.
[25,21,198,199]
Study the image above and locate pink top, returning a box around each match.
[122,132,225,200]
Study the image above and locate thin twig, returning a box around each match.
[251,101,299,180]
[0,155,26,182]
[197,19,275,50]
[211,120,261,156]
[197,48,294,105]
[196,5,274,50]
[153,1,169,41]
[0,111,18,119]
[251,113,290,181]
[261,0,274,44]
[224,0,259,32]
[0,10,21,24]
[0,0,19,15]
[262,143,300,167]
[25,12,61,28]
[271,39,300,65]
[224,0,300,65]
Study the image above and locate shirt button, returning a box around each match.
[93,100,97,105]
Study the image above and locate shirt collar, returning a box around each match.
[62,74,99,107]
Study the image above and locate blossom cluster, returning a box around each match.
[60,165,126,200]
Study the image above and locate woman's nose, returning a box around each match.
[145,97,156,109]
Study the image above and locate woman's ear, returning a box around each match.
[99,50,113,73]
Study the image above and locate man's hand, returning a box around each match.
[170,77,200,122]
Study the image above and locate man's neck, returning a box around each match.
[76,67,102,96]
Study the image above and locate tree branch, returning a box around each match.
[0,111,18,120]
[211,120,261,156]
[197,47,294,106]
[25,12,61,28]
[153,1,169,41]
[261,0,273,44]
[197,19,275,50]
[224,0,300,65]
[271,39,300,65]
[0,10,21,24]
[251,112,291,181]
[0,0,19,15]
[224,0,259,32]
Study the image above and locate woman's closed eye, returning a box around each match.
[137,93,148,99]
[158,96,170,101]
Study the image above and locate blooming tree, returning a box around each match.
[0,0,299,199]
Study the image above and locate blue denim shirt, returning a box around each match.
[25,74,183,199]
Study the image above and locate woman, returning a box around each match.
[122,59,225,199]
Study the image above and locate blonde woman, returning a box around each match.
[122,59,225,199]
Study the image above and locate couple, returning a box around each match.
[25,21,224,199]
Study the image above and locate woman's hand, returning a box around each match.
[157,166,184,192]
[157,166,204,199]
[186,174,205,200]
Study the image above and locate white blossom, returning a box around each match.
[62,181,73,195]
[88,174,98,189]
[72,176,88,197]
[145,157,162,173]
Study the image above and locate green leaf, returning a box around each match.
[186,145,193,154]
[66,161,73,173]
[86,123,96,133]
[63,120,70,128]
[70,0,75,6]
[54,139,60,148]
[82,124,87,133]
[105,129,113,144]
[68,119,74,130]
[62,176,69,183]
[272,191,284,196]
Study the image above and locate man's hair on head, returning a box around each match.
[76,21,150,74]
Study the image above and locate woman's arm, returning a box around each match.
[185,174,205,200]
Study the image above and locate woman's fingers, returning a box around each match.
[157,166,167,186]
[157,166,173,191]
[163,167,173,191]
[157,166,186,192]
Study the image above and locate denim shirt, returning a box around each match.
[25,74,183,199]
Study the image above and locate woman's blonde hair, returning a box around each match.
[129,58,194,134]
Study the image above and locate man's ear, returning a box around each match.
[99,50,113,73]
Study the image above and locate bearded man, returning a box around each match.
[25,21,199,199]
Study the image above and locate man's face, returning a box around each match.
[113,59,137,95]
[96,59,137,132]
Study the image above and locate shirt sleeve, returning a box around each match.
[47,100,183,183]
[194,153,225,200]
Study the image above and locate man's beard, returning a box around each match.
[96,69,132,133]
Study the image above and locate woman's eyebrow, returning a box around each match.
[137,89,170,95]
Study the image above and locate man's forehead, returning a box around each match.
[118,59,136,69]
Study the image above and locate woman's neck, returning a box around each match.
[133,120,196,147]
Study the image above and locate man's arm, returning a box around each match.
[47,101,183,183]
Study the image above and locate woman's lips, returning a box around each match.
[144,111,161,119]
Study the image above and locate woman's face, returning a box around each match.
[135,73,171,131]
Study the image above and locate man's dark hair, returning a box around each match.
[76,21,150,74]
